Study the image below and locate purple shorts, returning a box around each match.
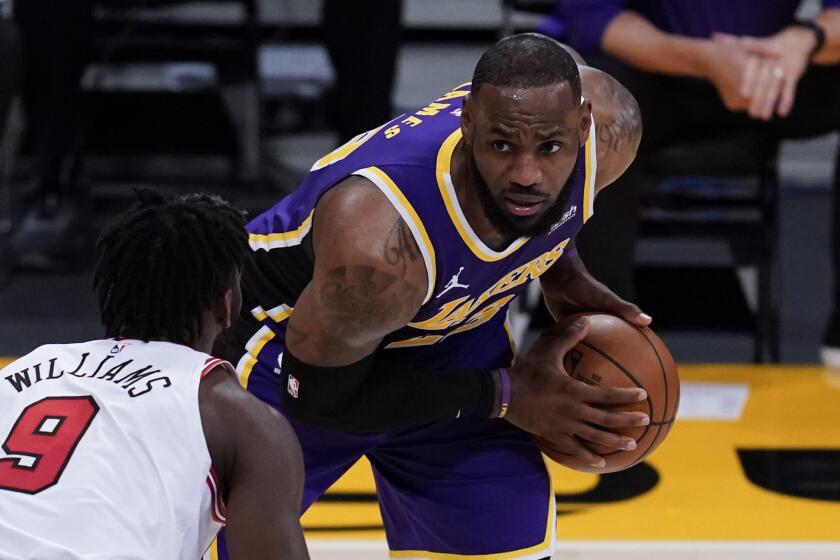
[218,334,555,559]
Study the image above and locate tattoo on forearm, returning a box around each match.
[383,219,420,271]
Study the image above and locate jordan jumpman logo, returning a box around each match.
[437,267,470,298]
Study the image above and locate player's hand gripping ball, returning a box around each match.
[536,314,680,473]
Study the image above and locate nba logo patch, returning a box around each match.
[110,343,126,354]
[287,374,300,399]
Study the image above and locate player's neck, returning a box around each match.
[116,329,215,354]
[451,140,516,251]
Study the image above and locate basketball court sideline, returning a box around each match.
[307,540,840,560]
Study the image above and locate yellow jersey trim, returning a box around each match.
[248,211,314,252]
[435,129,529,262]
[389,463,555,559]
[582,116,597,222]
[251,303,293,324]
[208,539,219,560]
[353,166,438,304]
[504,311,517,359]
[310,123,388,171]
[384,335,444,349]
[235,325,276,389]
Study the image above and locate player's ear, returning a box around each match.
[216,289,234,329]
[579,98,592,145]
[460,93,474,144]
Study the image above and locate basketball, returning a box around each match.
[536,314,680,474]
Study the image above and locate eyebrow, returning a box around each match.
[489,125,514,138]
[536,127,565,140]
[489,125,568,140]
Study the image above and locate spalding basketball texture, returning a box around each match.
[536,314,680,474]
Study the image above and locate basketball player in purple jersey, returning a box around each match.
[219,33,650,559]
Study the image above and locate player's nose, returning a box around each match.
[509,153,542,188]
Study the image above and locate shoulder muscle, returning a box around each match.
[580,66,642,192]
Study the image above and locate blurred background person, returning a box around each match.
[6,0,403,268]
[12,0,96,264]
[0,0,21,286]
[0,3,19,137]
[539,0,840,365]
[9,0,263,269]
[323,0,402,144]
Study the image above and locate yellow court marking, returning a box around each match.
[303,365,840,542]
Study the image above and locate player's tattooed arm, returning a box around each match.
[580,66,642,192]
[282,178,499,430]
[286,175,427,366]
[383,219,421,272]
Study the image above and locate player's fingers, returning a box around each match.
[574,423,637,451]
[593,284,652,326]
[610,299,652,327]
[576,382,647,405]
[582,408,650,429]
[541,434,606,468]
[540,317,591,364]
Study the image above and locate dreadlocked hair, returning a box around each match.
[93,188,249,344]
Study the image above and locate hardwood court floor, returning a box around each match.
[298,365,840,559]
[2,357,838,558]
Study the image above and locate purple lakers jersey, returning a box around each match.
[237,82,597,378]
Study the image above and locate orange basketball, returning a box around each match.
[535,314,680,474]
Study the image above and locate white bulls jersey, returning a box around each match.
[0,339,227,559]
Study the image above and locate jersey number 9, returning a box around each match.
[0,396,100,494]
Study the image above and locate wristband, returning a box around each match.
[497,367,511,418]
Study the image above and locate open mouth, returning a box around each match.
[502,196,546,217]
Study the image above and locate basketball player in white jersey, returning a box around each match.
[0,190,309,559]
